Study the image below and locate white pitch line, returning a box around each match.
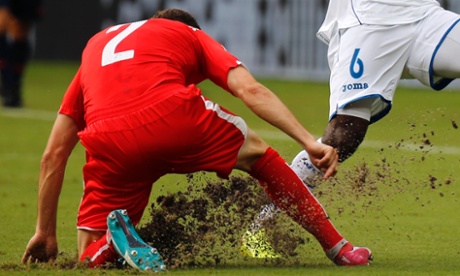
[240,130,460,155]
[2,108,460,155]
[0,108,57,121]
[359,139,460,155]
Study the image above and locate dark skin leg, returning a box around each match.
[322,115,370,162]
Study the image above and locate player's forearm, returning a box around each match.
[241,85,316,148]
[34,115,79,236]
[227,66,317,147]
[35,156,67,236]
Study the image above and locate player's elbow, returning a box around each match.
[40,148,70,170]
[234,82,267,101]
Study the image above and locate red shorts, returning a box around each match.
[76,90,247,231]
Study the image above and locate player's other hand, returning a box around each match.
[22,233,58,264]
[306,141,338,179]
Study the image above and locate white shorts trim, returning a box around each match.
[334,96,391,123]
[77,226,107,232]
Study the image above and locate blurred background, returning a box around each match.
[0,2,457,271]
[33,0,460,82]
[35,0,328,80]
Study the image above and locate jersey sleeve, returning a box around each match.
[194,29,242,94]
[58,67,86,130]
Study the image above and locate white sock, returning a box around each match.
[290,149,324,189]
[326,238,349,261]
[249,203,279,233]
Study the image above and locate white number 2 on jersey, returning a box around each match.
[101,20,146,66]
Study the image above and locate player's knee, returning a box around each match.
[235,129,269,172]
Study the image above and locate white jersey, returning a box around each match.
[317,0,441,44]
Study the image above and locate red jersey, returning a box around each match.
[59,18,241,129]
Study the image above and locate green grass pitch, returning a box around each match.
[0,61,459,275]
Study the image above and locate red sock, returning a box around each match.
[250,147,344,251]
[80,234,119,268]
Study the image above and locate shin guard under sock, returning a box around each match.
[249,147,344,250]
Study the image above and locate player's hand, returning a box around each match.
[22,233,58,264]
[306,141,339,179]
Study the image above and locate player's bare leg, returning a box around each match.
[78,229,120,268]
[78,229,105,257]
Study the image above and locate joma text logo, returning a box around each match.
[342,82,369,92]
